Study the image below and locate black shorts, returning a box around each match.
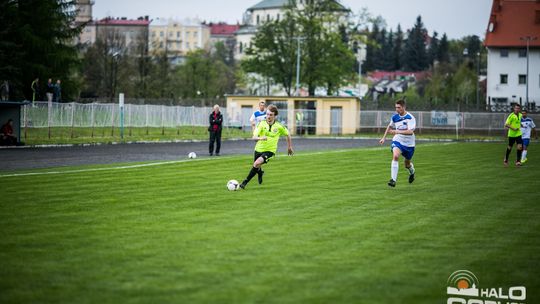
[508,136,523,146]
[254,151,274,163]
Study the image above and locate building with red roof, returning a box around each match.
[93,16,150,55]
[484,0,540,109]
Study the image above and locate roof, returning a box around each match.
[97,18,150,26]
[247,0,348,12]
[248,0,289,11]
[484,0,540,47]
[0,101,31,107]
[210,23,240,36]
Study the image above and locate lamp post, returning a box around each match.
[462,48,469,106]
[293,37,305,96]
[357,44,366,97]
[520,36,538,108]
[476,51,480,110]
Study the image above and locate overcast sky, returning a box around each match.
[93,0,493,39]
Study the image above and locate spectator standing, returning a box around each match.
[54,79,62,102]
[46,78,54,103]
[0,80,9,101]
[31,78,39,103]
[208,104,223,156]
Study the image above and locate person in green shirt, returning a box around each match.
[504,104,523,166]
[239,104,294,189]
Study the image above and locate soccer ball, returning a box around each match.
[188,152,197,159]
[227,179,239,191]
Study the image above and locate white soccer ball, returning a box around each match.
[227,179,239,191]
[188,152,197,159]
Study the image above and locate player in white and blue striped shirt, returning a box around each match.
[379,99,416,187]
[250,101,267,130]
[520,109,537,163]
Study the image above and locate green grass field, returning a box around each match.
[21,126,250,145]
[1,143,539,303]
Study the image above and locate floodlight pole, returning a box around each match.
[520,36,538,107]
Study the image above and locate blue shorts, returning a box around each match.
[391,141,415,160]
[523,138,530,148]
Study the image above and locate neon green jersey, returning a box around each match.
[505,112,522,137]
[253,120,289,153]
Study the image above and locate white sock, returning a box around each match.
[522,150,527,160]
[407,163,415,175]
[391,160,399,181]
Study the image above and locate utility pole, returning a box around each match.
[520,36,538,108]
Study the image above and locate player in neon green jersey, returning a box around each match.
[239,104,293,189]
[504,104,523,167]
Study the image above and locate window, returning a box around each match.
[186,31,190,36]
[194,31,197,37]
[194,42,198,48]
[177,31,180,38]
[159,42,163,48]
[267,14,270,22]
[500,74,508,84]
[186,42,190,49]
[160,31,164,37]
[277,14,280,21]
[518,49,527,57]
[500,49,509,57]
[239,42,243,54]
[518,74,527,85]
[257,15,260,24]
[152,31,156,37]
[169,32,172,37]
[176,42,180,49]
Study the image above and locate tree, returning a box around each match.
[177,50,230,99]
[0,0,82,100]
[392,24,404,70]
[402,16,429,71]
[428,31,439,66]
[241,10,299,96]
[437,33,450,63]
[242,0,355,96]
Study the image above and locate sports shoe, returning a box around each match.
[239,181,247,189]
[258,169,264,184]
[521,158,527,163]
[387,179,396,187]
[515,161,522,167]
[503,160,509,167]
[408,173,415,184]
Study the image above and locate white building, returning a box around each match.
[149,18,210,64]
[484,0,540,110]
[235,0,350,60]
[74,0,96,46]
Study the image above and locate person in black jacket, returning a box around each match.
[208,104,223,156]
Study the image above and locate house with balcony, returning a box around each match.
[484,0,540,110]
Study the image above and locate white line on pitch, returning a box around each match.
[0,142,455,178]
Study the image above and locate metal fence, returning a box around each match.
[22,102,540,136]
